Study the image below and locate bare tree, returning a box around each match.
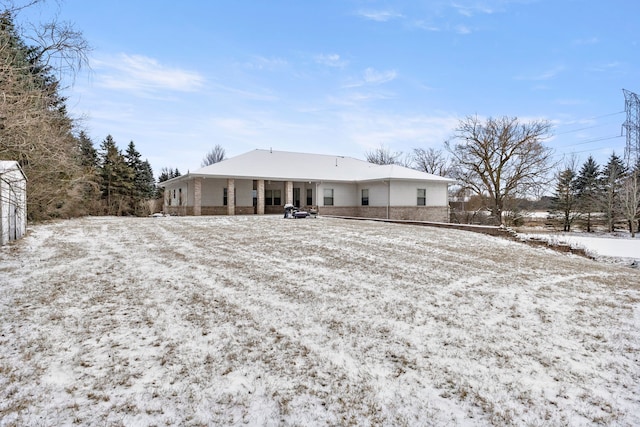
[620,171,640,237]
[0,5,92,220]
[365,144,403,165]
[445,115,554,225]
[411,147,450,176]
[201,144,226,167]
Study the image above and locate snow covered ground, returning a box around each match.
[1,216,639,426]
[519,231,640,265]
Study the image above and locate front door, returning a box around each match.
[293,187,300,208]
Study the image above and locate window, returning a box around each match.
[306,188,313,206]
[361,189,369,206]
[223,188,228,206]
[417,188,426,206]
[324,188,334,206]
[264,189,282,206]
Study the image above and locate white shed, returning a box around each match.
[0,161,27,246]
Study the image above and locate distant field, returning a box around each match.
[1,216,639,426]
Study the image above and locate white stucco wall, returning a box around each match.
[317,182,358,207]
[390,181,448,206]
[235,180,253,206]
[201,178,226,205]
[357,182,389,207]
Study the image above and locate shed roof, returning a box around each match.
[0,161,27,180]
[163,149,455,185]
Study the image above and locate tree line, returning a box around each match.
[551,154,639,236]
[0,4,164,219]
[365,115,640,233]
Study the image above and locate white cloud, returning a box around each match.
[455,25,472,34]
[589,62,622,73]
[573,37,599,46]
[95,54,205,94]
[243,55,288,71]
[452,2,497,17]
[340,112,460,152]
[515,66,565,81]
[315,53,348,68]
[363,68,398,85]
[356,9,403,22]
[343,68,398,88]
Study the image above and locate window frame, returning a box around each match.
[417,188,426,206]
[323,188,334,206]
[361,188,369,206]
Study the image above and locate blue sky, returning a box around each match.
[18,0,639,176]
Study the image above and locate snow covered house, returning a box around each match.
[160,149,455,222]
[0,161,27,246]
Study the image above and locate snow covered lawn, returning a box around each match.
[1,216,639,426]
[518,232,640,264]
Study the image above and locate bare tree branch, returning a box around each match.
[445,115,555,225]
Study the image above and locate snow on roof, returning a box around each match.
[167,149,455,184]
[0,160,27,179]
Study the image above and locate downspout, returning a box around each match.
[316,182,320,214]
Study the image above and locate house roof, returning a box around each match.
[162,149,455,185]
[0,161,27,180]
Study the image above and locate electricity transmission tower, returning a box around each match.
[623,88,640,167]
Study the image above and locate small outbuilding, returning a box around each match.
[0,161,27,246]
[160,149,455,222]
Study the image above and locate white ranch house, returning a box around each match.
[0,160,27,246]
[160,149,455,222]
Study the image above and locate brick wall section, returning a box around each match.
[256,180,265,215]
[327,215,513,238]
[227,178,235,216]
[319,206,448,222]
[203,206,254,215]
[193,177,202,216]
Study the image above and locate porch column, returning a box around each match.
[285,181,293,206]
[257,179,265,215]
[227,178,235,215]
[193,177,202,216]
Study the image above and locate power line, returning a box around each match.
[553,110,624,131]
[554,134,623,148]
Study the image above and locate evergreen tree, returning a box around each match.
[600,153,627,232]
[99,135,133,215]
[123,141,156,215]
[74,131,101,214]
[575,156,601,232]
[139,160,156,199]
[550,167,579,231]
[77,131,98,168]
[0,11,90,219]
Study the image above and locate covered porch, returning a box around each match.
[164,177,318,216]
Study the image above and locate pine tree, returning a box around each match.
[99,135,133,215]
[600,153,627,232]
[123,141,156,215]
[74,131,101,214]
[0,11,90,219]
[550,167,579,231]
[139,160,156,199]
[575,156,601,232]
